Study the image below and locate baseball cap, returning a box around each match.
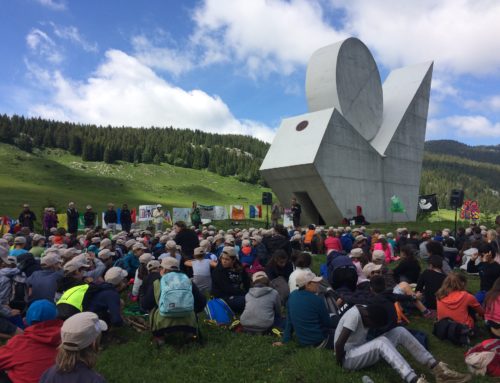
[193,247,205,257]
[355,235,366,243]
[160,257,180,271]
[104,267,128,286]
[362,263,382,278]
[132,242,147,251]
[25,299,57,326]
[165,240,177,250]
[221,246,236,258]
[0,246,11,264]
[61,312,108,351]
[139,253,154,264]
[463,248,478,256]
[32,234,46,242]
[252,271,268,283]
[147,260,160,271]
[63,258,90,273]
[372,250,385,262]
[14,236,26,245]
[41,252,62,267]
[296,271,322,288]
[349,248,364,258]
[125,239,136,249]
[98,249,115,261]
[99,238,112,250]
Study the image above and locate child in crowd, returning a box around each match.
[415,255,447,310]
[240,271,281,333]
[184,247,217,294]
[436,272,484,330]
[40,312,107,383]
[484,277,500,338]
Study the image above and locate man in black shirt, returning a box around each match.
[18,203,36,232]
[104,203,118,233]
[66,202,79,235]
[291,198,301,228]
[120,204,132,233]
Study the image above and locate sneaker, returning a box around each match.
[416,375,429,383]
[432,362,471,383]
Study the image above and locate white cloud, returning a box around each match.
[29,50,276,142]
[26,28,63,64]
[50,23,98,52]
[192,0,347,77]
[428,115,500,138]
[335,0,500,75]
[464,95,500,112]
[131,35,193,75]
[35,0,66,11]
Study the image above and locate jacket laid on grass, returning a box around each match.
[0,319,63,383]
[240,285,281,331]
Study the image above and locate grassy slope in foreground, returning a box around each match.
[0,143,270,217]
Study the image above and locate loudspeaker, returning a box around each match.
[262,192,272,205]
[449,189,464,208]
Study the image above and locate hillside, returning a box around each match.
[0,143,269,219]
[424,139,500,166]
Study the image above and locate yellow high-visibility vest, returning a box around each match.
[56,284,89,311]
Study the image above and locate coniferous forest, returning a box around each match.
[0,114,499,213]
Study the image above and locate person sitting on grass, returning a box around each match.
[415,255,447,311]
[467,243,500,304]
[0,300,62,383]
[131,253,153,301]
[393,245,421,284]
[265,249,294,283]
[334,304,471,383]
[436,272,484,331]
[118,242,145,279]
[427,240,451,274]
[184,247,217,295]
[211,247,250,313]
[40,312,107,383]
[0,249,23,339]
[240,271,282,334]
[141,257,206,347]
[484,277,500,338]
[273,271,336,349]
[288,252,312,293]
[26,252,63,304]
[9,236,28,257]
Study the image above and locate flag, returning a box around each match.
[390,195,406,213]
[164,210,172,225]
[131,208,137,223]
[249,205,263,219]
[418,194,438,212]
[231,205,245,220]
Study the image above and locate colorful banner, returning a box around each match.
[101,212,122,230]
[418,194,438,212]
[164,210,172,225]
[249,205,262,218]
[198,205,229,220]
[173,208,192,224]
[460,200,480,220]
[138,205,157,222]
[0,216,14,234]
[230,205,245,221]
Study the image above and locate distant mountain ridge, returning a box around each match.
[424,140,500,166]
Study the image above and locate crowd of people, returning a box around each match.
[0,201,499,383]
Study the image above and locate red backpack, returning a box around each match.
[464,339,500,377]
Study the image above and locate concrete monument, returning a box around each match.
[260,37,433,224]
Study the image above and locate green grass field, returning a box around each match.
[95,257,495,383]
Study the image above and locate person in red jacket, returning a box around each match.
[436,272,484,330]
[0,299,62,383]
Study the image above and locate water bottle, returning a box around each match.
[362,376,374,383]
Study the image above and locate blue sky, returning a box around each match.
[0,0,499,145]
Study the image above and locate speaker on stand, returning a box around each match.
[262,192,272,229]
[449,189,464,236]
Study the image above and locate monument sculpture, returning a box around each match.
[260,37,433,224]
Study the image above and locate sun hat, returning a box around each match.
[104,267,128,286]
[147,260,160,271]
[349,248,364,258]
[362,263,382,278]
[139,253,154,264]
[61,312,108,351]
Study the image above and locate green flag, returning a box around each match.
[390,195,406,213]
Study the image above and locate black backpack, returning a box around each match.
[433,318,470,346]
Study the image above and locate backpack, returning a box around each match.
[433,317,470,346]
[205,298,235,326]
[159,272,194,317]
[9,275,28,312]
[465,339,500,377]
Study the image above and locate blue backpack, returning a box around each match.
[205,298,235,325]
[159,272,194,317]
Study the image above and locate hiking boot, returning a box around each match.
[432,362,471,383]
[416,375,429,383]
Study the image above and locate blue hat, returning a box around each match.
[87,245,99,255]
[26,300,57,326]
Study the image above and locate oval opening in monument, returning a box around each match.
[296,120,309,131]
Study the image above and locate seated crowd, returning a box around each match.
[0,207,499,383]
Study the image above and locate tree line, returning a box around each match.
[0,114,269,185]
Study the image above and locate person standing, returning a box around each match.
[66,202,79,235]
[152,204,164,233]
[271,203,281,228]
[190,201,202,229]
[104,203,118,233]
[43,208,58,238]
[83,205,96,229]
[291,198,301,229]
[120,204,132,233]
[18,204,36,232]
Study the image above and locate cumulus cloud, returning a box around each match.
[29,50,276,142]
[335,0,500,75]
[26,28,63,64]
[131,35,193,75]
[192,0,347,76]
[464,95,500,113]
[35,0,66,11]
[50,23,98,52]
[428,115,500,138]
